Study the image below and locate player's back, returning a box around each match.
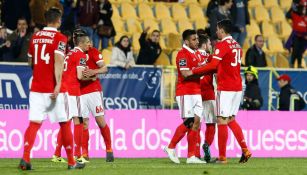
[80,47,103,94]
[213,36,242,91]
[28,27,67,93]
[176,46,201,96]
[62,47,86,96]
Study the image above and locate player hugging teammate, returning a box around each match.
[165,20,252,164]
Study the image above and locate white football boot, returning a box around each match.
[163,147,180,164]
[186,156,207,164]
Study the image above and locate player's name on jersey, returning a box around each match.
[33,38,53,44]
[35,31,56,38]
[229,43,241,49]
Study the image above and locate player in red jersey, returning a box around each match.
[19,8,85,170]
[51,29,94,163]
[164,29,206,164]
[182,20,252,164]
[79,42,112,162]
[197,35,217,163]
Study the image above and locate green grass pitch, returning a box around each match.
[1,158,307,175]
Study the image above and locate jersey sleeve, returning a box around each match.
[77,53,87,69]
[177,51,190,70]
[91,48,104,65]
[212,42,228,61]
[54,34,68,57]
[27,37,34,58]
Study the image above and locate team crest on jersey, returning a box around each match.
[179,59,187,67]
[80,58,87,65]
[58,41,66,52]
[215,49,220,55]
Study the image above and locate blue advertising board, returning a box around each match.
[0,65,162,109]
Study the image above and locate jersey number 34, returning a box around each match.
[231,49,241,67]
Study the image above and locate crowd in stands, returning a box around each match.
[0,0,306,68]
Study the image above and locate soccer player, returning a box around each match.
[19,8,85,170]
[62,30,92,163]
[197,35,217,163]
[79,42,112,162]
[164,29,206,164]
[182,20,252,164]
[51,30,103,163]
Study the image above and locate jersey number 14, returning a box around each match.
[34,44,50,64]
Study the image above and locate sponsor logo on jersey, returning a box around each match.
[179,59,187,67]
[58,41,66,52]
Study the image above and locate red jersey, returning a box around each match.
[176,45,203,96]
[61,47,87,96]
[291,12,307,34]
[28,27,67,93]
[198,50,215,101]
[212,36,242,91]
[80,47,103,95]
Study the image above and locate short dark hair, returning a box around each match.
[17,17,27,22]
[196,29,206,36]
[219,0,232,5]
[182,29,197,41]
[254,34,263,41]
[73,29,88,45]
[44,7,62,24]
[198,34,210,48]
[152,30,160,35]
[217,19,232,34]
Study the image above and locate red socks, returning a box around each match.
[205,123,216,146]
[82,128,89,157]
[59,121,75,166]
[100,125,112,152]
[54,128,63,157]
[74,123,83,158]
[168,123,188,149]
[228,120,247,149]
[187,129,197,158]
[218,124,228,159]
[22,122,42,162]
[195,129,201,158]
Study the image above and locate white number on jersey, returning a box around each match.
[63,56,69,71]
[34,44,50,64]
[231,49,241,67]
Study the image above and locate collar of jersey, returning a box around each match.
[43,27,57,31]
[74,47,83,52]
[183,44,195,54]
[221,35,232,41]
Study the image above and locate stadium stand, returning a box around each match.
[154,51,170,66]
[171,3,188,21]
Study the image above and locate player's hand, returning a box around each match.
[50,84,61,100]
[83,68,97,77]
[5,41,11,47]
[181,70,193,78]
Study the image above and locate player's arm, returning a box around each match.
[50,52,65,99]
[192,58,220,75]
[51,36,67,99]
[77,66,89,80]
[27,37,34,69]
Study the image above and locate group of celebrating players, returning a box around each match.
[19,7,113,170]
[18,6,252,171]
[164,20,252,164]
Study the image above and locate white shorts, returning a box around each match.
[216,91,242,117]
[202,100,217,123]
[29,92,71,123]
[67,95,81,118]
[176,95,203,118]
[81,91,104,118]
